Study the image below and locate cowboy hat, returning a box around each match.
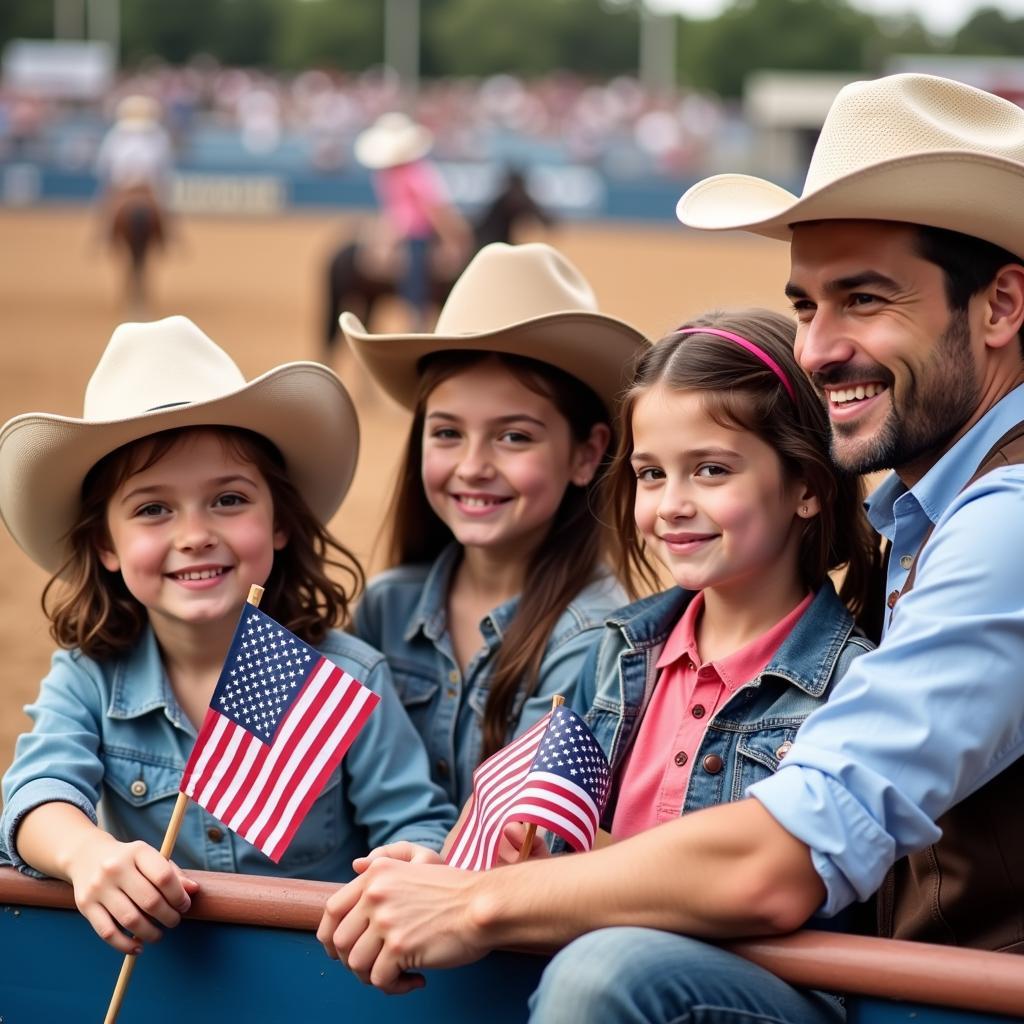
[676,74,1024,260]
[354,112,434,170]
[340,242,649,411]
[0,316,359,575]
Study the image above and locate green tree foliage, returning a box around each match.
[952,7,1024,56]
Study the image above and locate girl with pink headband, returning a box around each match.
[503,310,879,926]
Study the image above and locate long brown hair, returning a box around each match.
[43,426,364,660]
[385,350,615,761]
[608,309,880,631]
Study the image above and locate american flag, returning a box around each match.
[179,605,379,862]
[445,705,611,871]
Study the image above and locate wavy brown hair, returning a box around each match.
[608,309,881,633]
[43,426,364,660]
[385,350,616,761]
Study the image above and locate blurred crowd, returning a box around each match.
[0,61,728,181]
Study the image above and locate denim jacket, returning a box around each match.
[354,543,628,805]
[0,627,457,882]
[575,581,872,828]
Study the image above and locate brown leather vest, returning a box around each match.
[876,421,1024,952]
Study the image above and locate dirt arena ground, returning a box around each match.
[0,205,790,777]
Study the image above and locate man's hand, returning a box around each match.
[317,859,491,994]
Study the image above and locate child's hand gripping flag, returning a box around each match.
[445,704,611,871]
[180,604,379,862]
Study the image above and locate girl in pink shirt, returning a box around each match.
[505,307,879,858]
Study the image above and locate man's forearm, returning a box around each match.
[468,798,826,951]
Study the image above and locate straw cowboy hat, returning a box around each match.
[115,94,162,128]
[676,73,1024,260]
[340,242,649,411]
[354,112,434,170]
[0,316,359,575]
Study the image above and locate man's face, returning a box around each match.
[787,220,981,477]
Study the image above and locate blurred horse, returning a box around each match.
[107,185,166,313]
[323,170,554,355]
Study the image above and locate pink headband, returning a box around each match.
[675,326,796,401]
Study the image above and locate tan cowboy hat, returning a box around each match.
[354,112,434,170]
[340,242,649,411]
[0,316,359,575]
[115,94,161,127]
[676,73,1024,259]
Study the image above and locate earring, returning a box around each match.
[799,504,809,517]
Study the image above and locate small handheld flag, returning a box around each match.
[445,704,611,871]
[180,602,380,862]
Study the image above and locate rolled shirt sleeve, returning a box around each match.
[749,467,1024,916]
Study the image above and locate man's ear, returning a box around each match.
[981,263,1024,351]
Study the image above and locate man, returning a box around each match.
[317,74,1024,1022]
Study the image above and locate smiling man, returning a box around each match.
[317,74,1024,1023]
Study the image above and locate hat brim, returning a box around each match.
[676,151,1024,260]
[339,310,649,412]
[0,363,358,575]
[354,131,433,170]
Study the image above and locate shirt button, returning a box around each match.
[436,759,449,777]
[446,687,457,698]
[207,826,224,843]
[702,754,724,775]
[130,780,147,798]
[691,704,706,719]
[673,751,688,767]
[448,670,459,684]
[886,589,900,609]
[899,554,914,570]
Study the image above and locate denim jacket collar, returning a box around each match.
[107,626,185,727]
[403,543,520,646]
[609,582,853,698]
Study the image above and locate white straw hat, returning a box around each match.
[354,112,434,170]
[0,316,359,575]
[677,73,1024,259]
[340,242,649,411]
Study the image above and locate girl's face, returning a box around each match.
[421,359,607,563]
[630,385,815,596]
[99,430,287,642]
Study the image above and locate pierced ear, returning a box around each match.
[982,263,1024,351]
[571,422,612,487]
[795,484,821,520]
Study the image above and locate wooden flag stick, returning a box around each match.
[103,585,265,1023]
[516,694,565,864]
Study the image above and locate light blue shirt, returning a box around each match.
[750,384,1024,916]
[1,627,457,881]
[354,544,627,805]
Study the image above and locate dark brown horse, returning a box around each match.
[108,186,166,311]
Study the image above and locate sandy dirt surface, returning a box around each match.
[0,205,789,778]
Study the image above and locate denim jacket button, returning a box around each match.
[207,826,224,843]
[702,754,723,774]
[130,779,147,798]
[776,741,793,760]
[673,751,688,767]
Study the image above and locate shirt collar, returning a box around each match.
[402,542,520,644]
[655,590,815,693]
[866,384,1024,536]
[107,626,181,722]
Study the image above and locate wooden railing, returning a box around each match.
[3,867,1023,1021]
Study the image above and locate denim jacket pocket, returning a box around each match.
[732,727,800,802]
[388,660,441,734]
[105,750,182,808]
[274,770,343,872]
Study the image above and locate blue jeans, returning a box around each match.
[529,928,845,1024]
[400,234,432,325]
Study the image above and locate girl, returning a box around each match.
[0,315,456,954]
[505,307,878,862]
[340,242,650,806]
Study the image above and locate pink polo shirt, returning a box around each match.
[611,590,813,839]
[374,160,448,239]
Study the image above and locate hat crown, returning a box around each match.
[84,316,247,421]
[435,243,599,336]
[805,74,1024,196]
